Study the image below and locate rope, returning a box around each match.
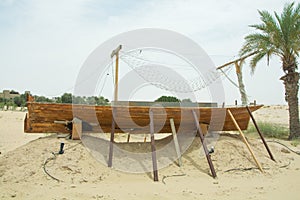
[44,48,237,97]
[111,57,115,88]
[219,68,250,101]
[43,142,82,182]
[224,161,291,173]
[162,173,186,184]
[43,48,243,98]
[97,63,112,96]
[266,140,300,155]
[119,50,232,93]
[224,167,270,172]
[43,152,61,182]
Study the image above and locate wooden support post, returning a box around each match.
[127,133,131,143]
[72,118,82,140]
[108,110,116,168]
[108,45,121,167]
[111,45,122,102]
[149,110,159,182]
[192,110,217,178]
[200,124,208,135]
[227,109,264,172]
[170,118,182,167]
[246,106,275,161]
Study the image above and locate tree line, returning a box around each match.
[0,92,192,108]
[0,92,110,108]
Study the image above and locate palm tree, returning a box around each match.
[240,2,300,140]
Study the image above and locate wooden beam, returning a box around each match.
[246,106,275,161]
[108,109,116,167]
[200,124,208,135]
[72,118,82,140]
[227,109,264,172]
[192,110,217,178]
[110,45,122,58]
[24,113,30,133]
[149,110,159,182]
[170,118,182,167]
[216,51,258,70]
[111,45,122,102]
[127,133,131,143]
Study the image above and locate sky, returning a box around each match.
[0,0,298,105]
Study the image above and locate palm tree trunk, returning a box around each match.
[280,72,300,139]
[235,62,248,105]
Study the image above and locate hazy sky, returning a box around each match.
[0,0,297,105]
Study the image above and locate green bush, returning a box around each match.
[155,96,180,102]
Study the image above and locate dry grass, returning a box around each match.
[246,122,289,139]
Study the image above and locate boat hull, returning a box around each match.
[24,102,263,134]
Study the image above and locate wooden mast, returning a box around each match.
[108,45,122,168]
[111,45,122,102]
[234,61,248,105]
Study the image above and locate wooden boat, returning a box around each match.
[24,100,263,134]
[23,100,268,182]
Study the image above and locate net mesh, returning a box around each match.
[119,49,232,93]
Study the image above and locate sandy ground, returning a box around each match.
[0,106,300,200]
[0,111,46,154]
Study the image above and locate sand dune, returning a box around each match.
[0,106,300,200]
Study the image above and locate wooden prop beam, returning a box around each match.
[149,110,159,182]
[200,124,208,135]
[72,118,82,140]
[127,133,131,143]
[54,120,70,125]
[246,106,275,161]
[192,110,217,178]
[227,109,264,172]
[170,118,182,167]
[108,109,116,168]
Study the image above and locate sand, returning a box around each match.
[0,106,300,200]
[0,111,46,155]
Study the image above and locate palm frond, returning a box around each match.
[249,52,267,73]
[240,2,300,73]
[249,24,266,31]
[240,33,271,56]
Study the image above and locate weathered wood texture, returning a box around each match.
[227,109,264,172]
[72,118,82,140]
[24,102,262,134]
[192,110,217,178]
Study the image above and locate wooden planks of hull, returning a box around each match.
[24,102,263,134]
